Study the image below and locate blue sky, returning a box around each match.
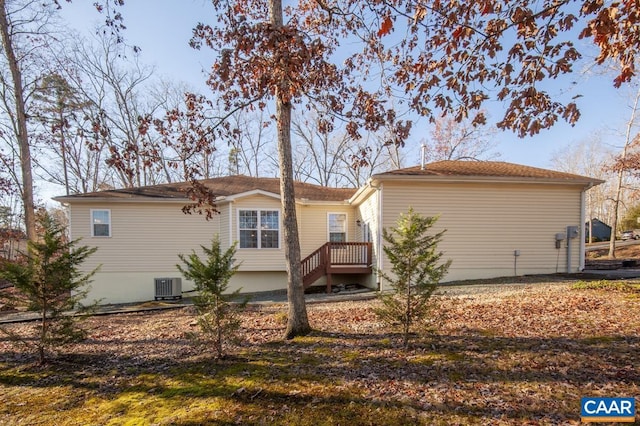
[59,0,637,170]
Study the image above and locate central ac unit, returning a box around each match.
[154,277,182,300]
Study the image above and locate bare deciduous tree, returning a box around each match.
[424,115,500,162]
[550,135,620,243]
[32,72,92,195]
[64,34,162,188]
[0,0,59,240]
[608,87,640,257]
[229,109,276,177]
[0,0,125,238]
[292,110,352,187]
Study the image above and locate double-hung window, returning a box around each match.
[239,209,280,249]
[328,213,347,242]
[91,209,111,237]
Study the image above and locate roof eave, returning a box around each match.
[52,195,233,205]
[370,173,604,188]
[348,179,379,205]
[297,199,351,206]
[53,193,352,205]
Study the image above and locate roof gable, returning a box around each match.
[224,189,282,201]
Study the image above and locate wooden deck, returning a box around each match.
[301,242,372,293]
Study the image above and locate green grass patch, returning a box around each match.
[375,337,392,347]
[299,353,321,366]
[341,350,361,362]
[407,353,450,366]
[91,391,235,425]
[0,366,51,386]
[571,279,640,292]
[581,335,625,345]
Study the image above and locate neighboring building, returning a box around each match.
[54,161,603,304]
[585,218,612,242]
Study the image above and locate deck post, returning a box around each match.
[325,242,332,293]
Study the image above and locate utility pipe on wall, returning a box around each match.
[566,225,579,273]
[579,188,589,271]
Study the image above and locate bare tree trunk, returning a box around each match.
[404,280,411,349]
[39,296,47,365]
[0,0,36,241]
[270,0,310,339]
[278,97,311,339]
[608,88,640,258]
[215,298,222,358]
[59,108,70,195]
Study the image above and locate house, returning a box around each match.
[585,218,612,242]
[53,161,603,304]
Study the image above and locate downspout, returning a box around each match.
[376,182,383,291]
[579,183,593,271]
[229,200,234,248]
[567,226,573,274]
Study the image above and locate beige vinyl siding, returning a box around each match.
[70,201,221,274]
[355,189,380,289]
[68,201,222,303]
[298,204,355,258]
[229,271,287,292]
[356,188,379,244]
[217,203,232,248]
[81,271,289,304]
[68,196,360,303]
[229,194,286,271]
[380,181,584,284]
[69,197,291,303]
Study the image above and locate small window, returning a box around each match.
[328,213,346,242]
[91,209,111,237]
[238,209,279,249]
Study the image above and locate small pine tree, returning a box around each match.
[0,212,99,363]
[177,236,247,359]
[375,208,451,349]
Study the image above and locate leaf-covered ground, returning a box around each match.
[0,280,639,425]
[586,241,640,259]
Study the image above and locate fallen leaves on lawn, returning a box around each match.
[0,283,638,425]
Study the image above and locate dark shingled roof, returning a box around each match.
[55,175,357,202]
[375,161,600,183]
[55,162,601,204]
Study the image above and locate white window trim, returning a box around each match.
[327,212,347,242]
[237,208,281,249]
[90,209,111,238]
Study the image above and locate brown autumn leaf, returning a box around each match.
[378,15,393,37]
[2,280,638,424]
